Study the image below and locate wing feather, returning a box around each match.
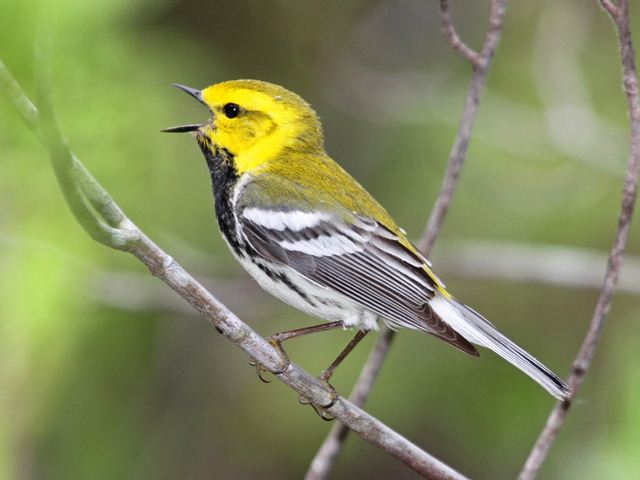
[238,206,477,356]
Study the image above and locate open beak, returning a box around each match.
[162,83,207,133]
[161,123,202,133]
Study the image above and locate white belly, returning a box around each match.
[235,253,379,331]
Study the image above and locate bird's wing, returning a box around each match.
[236,178,477,356]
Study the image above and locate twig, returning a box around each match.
[0,58,470,480]
[422,0,506,251]
[600,0,620,16]
[518,1,640,479]
[439,0,480,67]
[305,1,507,478]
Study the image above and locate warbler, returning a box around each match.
[164,79,570,401]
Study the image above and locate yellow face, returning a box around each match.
[197,80,323,174]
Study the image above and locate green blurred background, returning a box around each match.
[1,0,639,478]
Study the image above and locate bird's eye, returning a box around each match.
[223,103,241,119]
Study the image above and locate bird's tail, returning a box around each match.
[430,294,570,400]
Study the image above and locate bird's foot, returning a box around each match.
[248,336,290,383]
[298,374,339,421]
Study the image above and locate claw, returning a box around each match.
[266,336,291,375]
[247,337,290,384]
[298,378,339,421]
[248,357,271,383]
[317,407,337,422]
[258,365,274,383]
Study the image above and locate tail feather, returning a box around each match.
[430,295,571,400]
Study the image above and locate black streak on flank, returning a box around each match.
[255,263,315,306]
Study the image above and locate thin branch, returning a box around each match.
[600,0,620,17]
[0,59,470,480]
[32,36,130,247]
[305,1,507,478]
[0,59,39,133]
[422,0,506,251]
[439,0,480,66]
[519,1,640,479]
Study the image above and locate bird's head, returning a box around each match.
[164,80,324,174]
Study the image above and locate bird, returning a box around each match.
[163,79,570,402]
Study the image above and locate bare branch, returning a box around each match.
[0,59,39,133]
[0,59,470,480]
[305,2,507,478]
[439,0,480,66]
[519,1,640,478]
[422,0,506,252]
[599,0,620,17]
[9,36,132,247]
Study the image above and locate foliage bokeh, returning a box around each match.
[1,0,639,478]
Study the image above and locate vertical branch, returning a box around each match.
[518,1,640,479]
[305,2,507,479]
[438,0,481,67]
[420,0,506,252]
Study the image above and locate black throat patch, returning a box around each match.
[196,136,243,255]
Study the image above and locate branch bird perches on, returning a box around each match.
[0,50,469,480]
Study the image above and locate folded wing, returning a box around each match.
[238,205,478,356]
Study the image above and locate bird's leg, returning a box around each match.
[249,321,344,383]
[300,329,369,421]
[320,329,369,384]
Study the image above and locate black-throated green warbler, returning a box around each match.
[164,79,569,401]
